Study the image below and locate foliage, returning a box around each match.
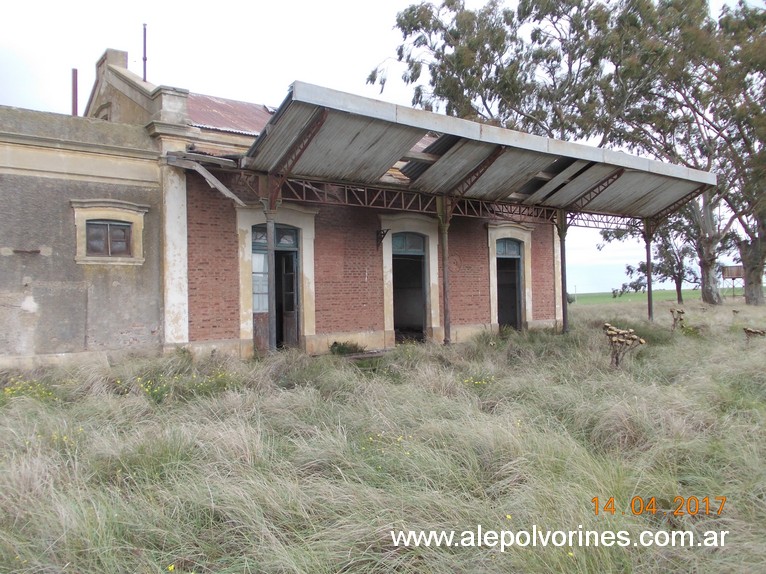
[372,0,766,305]
[329,340,368,355]
[602,216,701,305]
[1,375,58,405]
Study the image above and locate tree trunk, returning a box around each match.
[697,246,722,305]
[690,193,723,305]
[674,276,684,305]
[739,239,765,305]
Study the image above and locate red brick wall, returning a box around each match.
[531,224,556,321]
[187,175,240,341]
[183,184,558,344]
[448,217,491,325]
[313,206,385,333]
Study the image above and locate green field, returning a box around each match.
[570,287,747,306]
[1,299,765,573]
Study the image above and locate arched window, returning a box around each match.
[496,238,523,330]
[71,198,148,265]
[392,232,425,255]
[496,238,521,258]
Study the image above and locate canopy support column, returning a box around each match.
[556,210,570,333]
[438,197,453,345]
[643,219,657,322]
[262,175,282,352]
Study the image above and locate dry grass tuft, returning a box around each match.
[1,299,765,572]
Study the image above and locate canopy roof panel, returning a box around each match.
[245,82,715,221]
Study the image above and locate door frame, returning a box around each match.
[237,205,317,353]
[496,239,522,330]
[488,223,533,331]
[252,224,300,348]
[391,231,427,341]
[380,214,441,346]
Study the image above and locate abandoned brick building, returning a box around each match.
[0,49,716,368]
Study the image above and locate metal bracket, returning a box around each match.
[376,228,390,248]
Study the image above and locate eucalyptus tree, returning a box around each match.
[370,0,765,304]
[713,2,766,304]
[603,0,765,304]
[368,0,608,139]
[603,216,701,304]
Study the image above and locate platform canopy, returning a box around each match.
[243,81,716,226]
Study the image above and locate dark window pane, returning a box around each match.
[109,225,131,255]
[406,234,424,252]
[393,232,425,255]
[252,227,267,246]
[278,229,296,246]
[87,220,131,256]
[497,238,521,258]
[86,223,108,255]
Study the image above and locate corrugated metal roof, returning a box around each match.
[245,82,716,221]
[187,93,274,136]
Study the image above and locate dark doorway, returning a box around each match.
[497,238,522,330]
[276,250,298,347]
[392,232,426,342]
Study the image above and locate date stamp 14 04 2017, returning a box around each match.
[592,496,726,517]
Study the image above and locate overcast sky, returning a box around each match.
[2,0,754,293]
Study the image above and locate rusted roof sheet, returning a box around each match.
[187,93,274,136]
[244,81,716,222]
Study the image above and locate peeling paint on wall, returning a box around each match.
[20,295,38,313]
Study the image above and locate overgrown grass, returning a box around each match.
[1,301,765,573]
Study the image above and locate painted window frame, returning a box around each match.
[71,199,149,265]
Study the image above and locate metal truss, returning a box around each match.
[651,183,708,223]
[567,168,625,212]
[281,177,648,229]
[167,154,651,231]
[281,178,563,224]
[282,179,439,213]
[566,211,641,230]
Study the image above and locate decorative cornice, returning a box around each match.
[0,131,158,160]
[145,121,197,139]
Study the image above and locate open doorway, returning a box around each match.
[496,238,522,330]
[392,232,426,342]
[275,250,297,347]
[252,224,299,348]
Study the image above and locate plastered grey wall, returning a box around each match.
[0,106,162,359]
